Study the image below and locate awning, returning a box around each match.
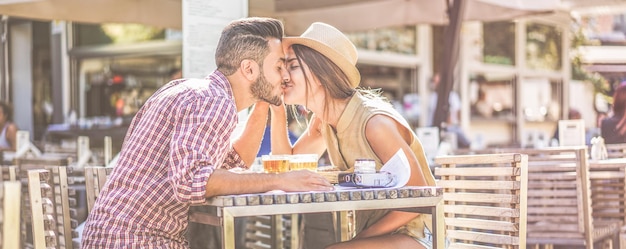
[0,0,560,32]
[0,0,182,29]
[250,0,560,34]
[579,45,626,64]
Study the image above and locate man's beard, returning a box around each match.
[251,67,282,106]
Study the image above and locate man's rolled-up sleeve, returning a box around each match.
[222,146,247,170]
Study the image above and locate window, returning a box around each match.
[483,21,516,66]
[470,74,515,121]
[520,78,561,122]
[74,23,167,46]
[346,26,417,54]
[526,23,562,71]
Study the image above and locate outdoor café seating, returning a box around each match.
[605,143,626,159]
[83,166,112,214]
[27,166,79,249]
[8,140,626,249]
[495,146,621,249]
[435,153,528,248]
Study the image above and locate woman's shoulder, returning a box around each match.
[5,122,18,132]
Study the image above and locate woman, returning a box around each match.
[269,22,438,249]
[0,102,17,151]
[601,83,626,144]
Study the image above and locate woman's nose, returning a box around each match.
[282,68,290,83]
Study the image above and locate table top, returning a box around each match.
[203,186,442,217]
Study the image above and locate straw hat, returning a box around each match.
[283,22,361,88]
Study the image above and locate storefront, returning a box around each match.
[0,10,580,150]
[459,14,572,148]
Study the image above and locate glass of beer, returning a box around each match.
[262,155,290,173]
[289,154,318,172]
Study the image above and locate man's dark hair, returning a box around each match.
[215,17,284,76]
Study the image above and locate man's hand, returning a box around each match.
[206,169,333,197]
[277,170,334,192]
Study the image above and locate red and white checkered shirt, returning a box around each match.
[81,70,246,248]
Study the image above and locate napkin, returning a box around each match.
[379,149,411,187]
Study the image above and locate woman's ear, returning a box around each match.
[240,59,259,82]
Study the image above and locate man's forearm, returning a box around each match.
[205,169,279,197]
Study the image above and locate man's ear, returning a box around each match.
[240,59,259,82]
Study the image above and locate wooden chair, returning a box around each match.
[15,158,74,249]
[27,166,79,249]
[27,169,60,248]
[587,145,626,249]
[605,143,626,159]
[1,181,21,249]
[497,147,620,249]
[243,215,297,249]
[434,153,528,249]
[0,166,17,181]
[589,170,626,224]
[84,166,113,214]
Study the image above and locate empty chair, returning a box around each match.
[498,147,620,249]
[28,166,78,249]
[15,158,72,248]
[243,215,296,249]
[28,169,59,248]
[604,143,626,159]
[0,166,17,181]
[435,153,528,249]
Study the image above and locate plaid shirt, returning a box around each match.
[82,70,246,248]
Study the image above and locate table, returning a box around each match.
[42,124,128,154]
[192,186,444,249]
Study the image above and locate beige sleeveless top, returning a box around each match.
[321,92,436,239]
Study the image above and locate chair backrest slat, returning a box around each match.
[1,181,21,249]
[84,167,113,214]
[0,166,17,181]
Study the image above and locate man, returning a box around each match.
[81,17,333,248]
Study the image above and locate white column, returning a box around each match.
[10,21,34,135]
[515,20,527,145]
[182,0,249,136]
[561,23,571,120]
[182,0,247,79]
[417,25,432,128]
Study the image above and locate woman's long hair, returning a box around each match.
[290,44,389,122]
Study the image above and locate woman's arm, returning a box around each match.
[269,105,326,156]
[232,102,269,166]
[354,114,429,238]
[365,114,428,186]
